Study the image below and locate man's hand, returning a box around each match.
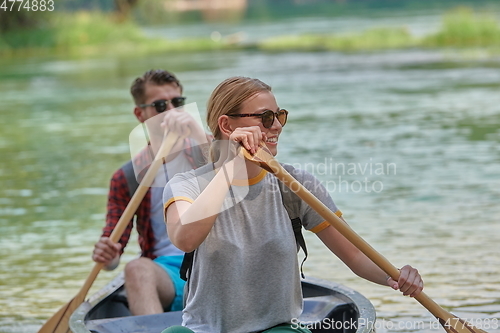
[92,237,122,270]
[161,109,207,144]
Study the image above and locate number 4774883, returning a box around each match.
[1,0,55,11]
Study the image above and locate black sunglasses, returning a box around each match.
[139,97,186,113]
[228,109,288,129]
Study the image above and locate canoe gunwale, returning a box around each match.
[301,276,376,333]
[70,272,125,333]
[70,273,376,333]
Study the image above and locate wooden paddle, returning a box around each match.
[38,131,180,333]
[243,143,488,333]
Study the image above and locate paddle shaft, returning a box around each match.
[38,131,180,333]
[263,157,456,323]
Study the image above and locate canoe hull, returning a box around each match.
[70,273,376,333]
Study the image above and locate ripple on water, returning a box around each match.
[2,34,500,333]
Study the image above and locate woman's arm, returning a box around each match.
[316,222,423,297]
[166,159,239,252]
[166,126,265,252]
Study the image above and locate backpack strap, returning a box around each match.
[278,178,308,279]
[291,216,308,279]
[122,160,139,197]
[180,251,194,281]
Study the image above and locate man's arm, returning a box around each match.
[92,168,135,270]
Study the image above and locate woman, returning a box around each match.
[162,77,423,333]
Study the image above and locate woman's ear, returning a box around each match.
[218,115,233,138]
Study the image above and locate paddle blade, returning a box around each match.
[37,296,82,333]
[39,264,103,333]
[39,129,184,333]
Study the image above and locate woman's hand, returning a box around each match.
[227,126,266,156]
[387,265,424,297]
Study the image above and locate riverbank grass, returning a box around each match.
[258,27,415,52]
[2,7,500,57]
[0,11,226,57]
[258,7,500,52]
[423,7,500,47]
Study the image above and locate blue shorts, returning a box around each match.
[153,255,186,312]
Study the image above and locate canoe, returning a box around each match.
[70,273,376,333]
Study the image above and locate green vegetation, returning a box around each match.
[423,7,500,47]
[2,7,500,58]
[258,7,500,52]
[0,11,230,57]
[258,27,415,52]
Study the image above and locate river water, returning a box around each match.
[1,10,500,333]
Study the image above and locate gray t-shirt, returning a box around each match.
[163,164,340,333]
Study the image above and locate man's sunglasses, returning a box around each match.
[228,109,288,129]
[139,97,186,113]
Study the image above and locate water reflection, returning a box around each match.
[0,48,499,332]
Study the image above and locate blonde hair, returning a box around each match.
[207,76,272,140]
[206,76,272,162]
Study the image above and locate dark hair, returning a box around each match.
[130,69,183,105]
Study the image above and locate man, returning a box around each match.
[92,69,208,315]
